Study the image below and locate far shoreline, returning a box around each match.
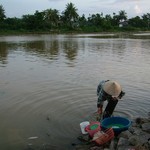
[0,30,150,36]
[0,31,150,39]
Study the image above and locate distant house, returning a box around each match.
[119,20,128,27]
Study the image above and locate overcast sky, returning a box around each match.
[0,0,149,18]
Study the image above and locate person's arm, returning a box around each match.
[97,104,103,114]
[118,91,125,99]
[97,80,107,95]
[97,82,102,96]
[97,80,107,114]
[97,90,105,114]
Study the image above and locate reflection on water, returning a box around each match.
[0,35,80,65]
[0,42,8,65]
[0,34,150,150]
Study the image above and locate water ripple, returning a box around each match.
[0,35,150,150]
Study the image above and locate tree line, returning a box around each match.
[0,2,150,33]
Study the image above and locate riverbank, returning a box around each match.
[74,112,150,150]
[0,31,150,39]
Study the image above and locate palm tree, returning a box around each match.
[61,2,79,29]
[0,5,6,21]
[118,10,127,21]
[112,10,127,26]
[44,9,59,29]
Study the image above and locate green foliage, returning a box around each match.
[142,13,150,28]
[3,17,23,30]
[0,3,149,34]
[61,2,79,29]
[43,9,59,29]
[0,5,6,21]
[128,16,146,29]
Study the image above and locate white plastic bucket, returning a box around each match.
[80,121,90,134]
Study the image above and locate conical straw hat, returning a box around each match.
[103,81,121,97]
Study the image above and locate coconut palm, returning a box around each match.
[44,9,59,29]
[118,10,127,21]
[61,2,79,29]
[112,10,127,26]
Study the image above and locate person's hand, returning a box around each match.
[112,97,118,101]
[97,107,103,114]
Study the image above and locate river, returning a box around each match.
[0,33,150,150]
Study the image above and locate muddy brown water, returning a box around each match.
[0,33,150,150]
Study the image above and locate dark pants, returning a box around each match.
[102,99,118,119]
